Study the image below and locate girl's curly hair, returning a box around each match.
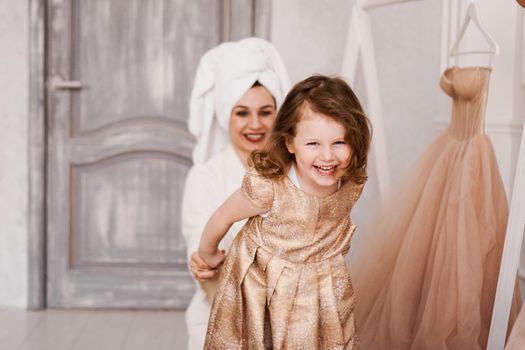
[249,75,371,185]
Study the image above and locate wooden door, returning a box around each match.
[46,0,269,309]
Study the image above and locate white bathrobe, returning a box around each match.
[181,144,247,350]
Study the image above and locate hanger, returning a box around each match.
[450,1,499,58]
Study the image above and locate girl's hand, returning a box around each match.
[198,248,226,269]
[188,251,221,282]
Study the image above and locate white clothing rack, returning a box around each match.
[341,4,390,192]
[487,116,525,349]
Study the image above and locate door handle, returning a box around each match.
[48,78,83,90]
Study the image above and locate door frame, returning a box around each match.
[27,0,46,310]
[27,0,271,310]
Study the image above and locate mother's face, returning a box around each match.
[229,85,276,162]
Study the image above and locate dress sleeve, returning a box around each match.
[342,180,365,207]
[241,168,274,210]
[350,182,365,205]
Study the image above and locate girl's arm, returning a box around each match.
[182,165,222,281]
[198,188,267,267]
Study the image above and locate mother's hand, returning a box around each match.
[188,251,223,282]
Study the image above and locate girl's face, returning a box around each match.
[229,85,276,164]
[286,112,351,197]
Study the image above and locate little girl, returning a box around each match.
[198,75,371,349]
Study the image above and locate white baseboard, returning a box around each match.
[433,117,524,135]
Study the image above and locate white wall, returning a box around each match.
[271,0,354,84]
[0,0,29,307]
[368,0,446,179]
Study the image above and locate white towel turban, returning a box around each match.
[188,37,291,164]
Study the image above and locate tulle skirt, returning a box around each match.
[349,132,513,350]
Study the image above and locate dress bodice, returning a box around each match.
[440,66,491,140]
[241,169,364,264]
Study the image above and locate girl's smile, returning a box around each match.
[313,165,337,176]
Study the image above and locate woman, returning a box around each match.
[181,37,290,350]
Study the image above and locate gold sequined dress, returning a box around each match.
[204,168,364,349]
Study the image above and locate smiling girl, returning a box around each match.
[198,75,371,349]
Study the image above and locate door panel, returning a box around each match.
[71,153,189,268]
[70,0,219,131]
[47,0,268,308]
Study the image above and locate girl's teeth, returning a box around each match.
[315,166,336,174]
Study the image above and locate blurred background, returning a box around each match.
[0,0,523,313]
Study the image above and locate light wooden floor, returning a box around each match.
[0,309,188,350]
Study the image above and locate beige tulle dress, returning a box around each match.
[205,168,364,349]
[349,67,510,350]
[506,304,525,349]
